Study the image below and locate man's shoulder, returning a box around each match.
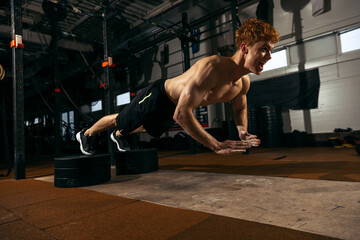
[198,55,227,65]
[240,74,251,93]
[241,74,250,82]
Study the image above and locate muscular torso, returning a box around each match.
[165,55,248,106]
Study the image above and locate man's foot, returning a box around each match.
[110,132,130,152]
[76,130,97,155]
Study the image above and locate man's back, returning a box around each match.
[164,55,249,107]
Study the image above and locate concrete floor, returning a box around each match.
[1,146,356,239]
[38,165,360,240]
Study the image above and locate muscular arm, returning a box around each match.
[232,75,260,147]
[232,75,250,135]
[173,60,221,151]
[173,59,250,153]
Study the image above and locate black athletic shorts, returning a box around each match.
[115,79,176,138]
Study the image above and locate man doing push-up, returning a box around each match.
[76,18,279,155]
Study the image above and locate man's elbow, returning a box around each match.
[173,108,191,124]
[173,111,183,123]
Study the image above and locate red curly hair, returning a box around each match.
[235,19,279,49]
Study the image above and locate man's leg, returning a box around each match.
[77,113,118,155]
[111,125,146,152]
[115,125,146,137]
[84,113,118,136]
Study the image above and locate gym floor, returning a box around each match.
[0,147,359,240]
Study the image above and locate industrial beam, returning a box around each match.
[129,0,184,29]
[0,25,94,52]
[66,5,101,32]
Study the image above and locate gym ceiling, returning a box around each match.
[0,0,251,93]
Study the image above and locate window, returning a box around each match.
[116,92,131,106]
[61,112,68,137]
[91,100,102,112]
[340,28,360,53]
[263,49,287,72]
[62,111,75,141]
[34,118,39,124]
[289,34,337,64]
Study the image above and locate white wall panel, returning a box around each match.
[288,60,360,133]
[310,76,360,133]
[289,110,306,132]
[338,58,360,80]
[274,0,360,46]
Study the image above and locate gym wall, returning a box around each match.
[250,0,360,134]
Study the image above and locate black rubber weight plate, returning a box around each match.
[54,172,111,188]
[115,148,159,175]
[54,163,110,178]
[54,154,110,168]
[356,144,360,155]
[54,154,111,188]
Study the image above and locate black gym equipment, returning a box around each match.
[0,94,11,177]
[54,154,111,188]
[102,3,116,165]
[259,106,284,148]
[115,149,159,175]
[11,0,26,179]
[356,142,360,156]
[42,0,67,22]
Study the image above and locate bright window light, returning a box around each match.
[62,112,68,122]
[116,92,130,106]
[340,28,360,53]
[34,118,39,124]
[263,49,287,72]
[61,112,68,136]
[91,100,102,112]
[69,111,74,123]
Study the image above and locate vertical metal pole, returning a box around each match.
[1,95,11,176]
[293,10,313,134]
[181,12,191,71]
[230,0,239,49]
[102,4,115,163]
[128,55,137,100]
[52,19,62,157]
[11,0,25,179]
[181,12,196,154]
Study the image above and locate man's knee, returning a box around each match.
[109,114,118,126]
[139,125,146,133]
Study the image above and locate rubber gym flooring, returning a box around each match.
[0,147,359,240]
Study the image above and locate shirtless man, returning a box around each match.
[76,18,279,155]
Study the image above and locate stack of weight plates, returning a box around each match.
[259,106,284,148]
[115,149,158,175]
[356,141,360,156]
[54,154,111,188]
[247,105,259,136]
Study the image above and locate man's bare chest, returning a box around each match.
[201,82,242,105]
